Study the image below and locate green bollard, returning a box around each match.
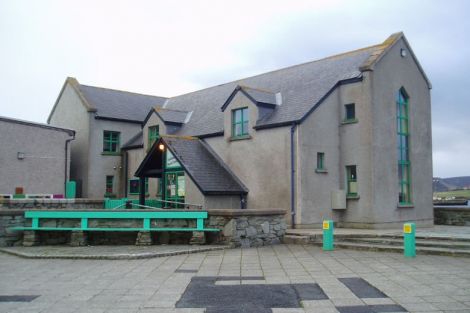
[323,220,334,251]
[403,222,416,258]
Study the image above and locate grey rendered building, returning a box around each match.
[51,32,433,228]
[48,77,167,198]
[0,116,75,196]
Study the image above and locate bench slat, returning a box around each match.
[11,227,220,232]
[24,211,208,219]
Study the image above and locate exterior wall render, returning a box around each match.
[205,92,291,211]
[297,81,376,227]
[142,112,167,152]
[369,37,433,226]
[48,83,90,197]
[87,118,142,198]
[0,121,73,195]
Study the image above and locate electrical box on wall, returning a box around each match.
[331,190,346,210]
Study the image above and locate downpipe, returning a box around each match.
[64,134,75,195]
[290,123,297,228]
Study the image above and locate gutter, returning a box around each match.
[290,123,297,228]
[64,134,75,195]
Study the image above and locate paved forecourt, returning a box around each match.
[0,244,470,313]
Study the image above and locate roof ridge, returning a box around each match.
[168,42,382,100]
[155,107,189,113]
[79,83,168,100]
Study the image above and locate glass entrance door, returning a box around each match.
[164,170,185,208]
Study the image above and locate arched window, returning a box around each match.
[397,88,412,204]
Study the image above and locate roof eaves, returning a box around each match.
[121,144,143,150]
[94,115,144,124]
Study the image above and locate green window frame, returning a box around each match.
[148,125,159,149]
[128,178,149,195]
[346,165,357,196]
[344,103,356,121]
[105,175,114,195]
[232,107,249,137]
[316,152,325,170]
[103,131,120,153]
[397,88,412,205]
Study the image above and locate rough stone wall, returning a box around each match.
[434,207,470,226]
[0,212,24,246]
[207,214,287,248]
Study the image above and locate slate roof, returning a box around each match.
[162,45,378,136]
[155,108,190,124]
[121,130,143,150]
[240,86,278,106]
[78,85,168,123]
[164,136,248,195]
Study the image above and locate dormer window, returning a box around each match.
[148,125,159,148]
[232,107,249,137]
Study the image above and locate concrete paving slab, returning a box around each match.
[0,244,469,312]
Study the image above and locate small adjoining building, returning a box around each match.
[0,116,75,197]
[49,32,434,229]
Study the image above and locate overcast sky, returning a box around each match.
[1,0,469,178]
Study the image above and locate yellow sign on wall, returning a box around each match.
[323,221,330,230]
[403,224,412,234]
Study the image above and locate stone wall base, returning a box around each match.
[435,207,470,226]
[136,231,152,246]
[189,231,206,245]
[70,231,88,246]
[23,231,39,247]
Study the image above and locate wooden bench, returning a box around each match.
[12,210,219,232]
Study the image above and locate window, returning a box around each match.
[316,152,325,170]
[103,131,120,153]
[128,178,149,195]
[166,151,182,169]
[148,125,159,148]
[105,176,114,194]
[344,103,356,122]
[346,165,357,196]
[397,89,411,204]
[232,107,249,137]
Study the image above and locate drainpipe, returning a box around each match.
[124,151,129,197]
[64,134,75,196]
[290,123,297,228]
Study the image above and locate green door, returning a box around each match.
[164,171,185,208]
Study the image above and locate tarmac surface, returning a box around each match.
[0,244,469,313]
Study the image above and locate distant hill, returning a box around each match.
[433,176,470,192]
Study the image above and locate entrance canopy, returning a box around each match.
[135,136,248,196]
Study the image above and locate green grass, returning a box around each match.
[434,189,470,199]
